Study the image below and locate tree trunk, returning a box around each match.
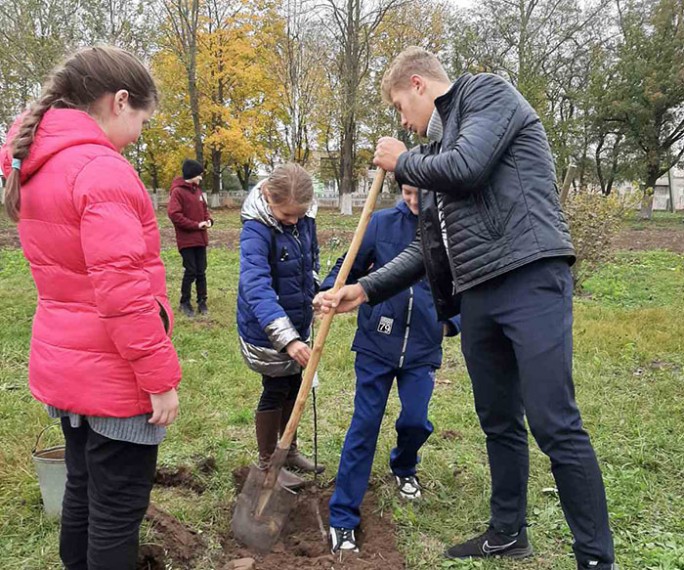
[639,192,654,220]
[337,0,360,215]
[188,76,203,165]
[339,120,355,214]
[340,193,352,215]
[639,170,660,220]
[667,168,675,213]
[151,167,160,192]
[211,147,222,194]
[237,163,252,191]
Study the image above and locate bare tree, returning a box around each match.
[320,0,405,214]
[273,0,325,165]
[160,0,203,165]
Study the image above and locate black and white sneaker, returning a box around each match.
[395,475,422,500]
[444,526,533,559]
[329,526,359,553]
[579,562,620,570]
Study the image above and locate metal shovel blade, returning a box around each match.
[231,464,297,553]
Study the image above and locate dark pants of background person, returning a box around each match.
[180,246,207,304]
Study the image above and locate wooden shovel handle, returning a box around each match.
[277,169,386,451]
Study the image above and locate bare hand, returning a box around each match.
[148,389,179,426]
[312,292,327,312]
[198,221,209,229]
[315,284,368,315]
[373,137,408,172]
[286,340,311,367]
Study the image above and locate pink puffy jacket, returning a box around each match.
[0,109,182,417]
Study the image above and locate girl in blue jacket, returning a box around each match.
[237,163,324,489]
[317,184,460,553]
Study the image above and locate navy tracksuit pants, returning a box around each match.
[460,257,614,566]
[329,352,435,529]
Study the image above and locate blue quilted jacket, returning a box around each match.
[237,184,319,376]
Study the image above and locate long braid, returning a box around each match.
[4,80,61,222]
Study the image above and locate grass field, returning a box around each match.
[1,210,683,569]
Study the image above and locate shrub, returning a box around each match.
[564,187,638,290]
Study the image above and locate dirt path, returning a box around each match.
[611,226,684,253]
[3,215,682,253]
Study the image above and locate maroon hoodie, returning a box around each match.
[167,177,212,250]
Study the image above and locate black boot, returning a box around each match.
[197,299,208,315]
[280,399,325,474]
[179,301,195,317]
[255,409,305,490]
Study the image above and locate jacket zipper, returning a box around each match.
[434,138,460,295]
[291,225,308,318]
[398,286,414,368]
[420,189,459,299]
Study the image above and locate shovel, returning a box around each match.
[231,168,386,553]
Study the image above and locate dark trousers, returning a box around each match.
[329,353,435,529]
[257,373,302,411]
[460,258,614,566]
[59,418,158,570]
[180,246,207,304]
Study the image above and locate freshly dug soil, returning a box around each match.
[155,465,207,493]
[222,467,405,570]
[154,456,218,493]
[140,503,205,567]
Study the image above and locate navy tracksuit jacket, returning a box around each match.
[321,200,460,529]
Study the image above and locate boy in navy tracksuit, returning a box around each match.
[318,185,461,553]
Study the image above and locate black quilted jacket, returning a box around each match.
[359,73,575,319]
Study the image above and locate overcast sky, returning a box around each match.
[449,0,475,8]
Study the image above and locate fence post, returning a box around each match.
[560,164,577,206]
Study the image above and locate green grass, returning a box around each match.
[1,212,684,569]
[624,210,684,231]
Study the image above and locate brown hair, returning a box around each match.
[381,46,450,104]
[4,45,158,222]
[264,163,313,207]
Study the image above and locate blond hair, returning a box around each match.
[264,163,313,207]
[381,46,450,104]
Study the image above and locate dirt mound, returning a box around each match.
[223,468,405,570]
[137,464,405,570]
[155,465,206,493]
[139,503,205,568]
[154,456,218,493]
[136,544,166,570]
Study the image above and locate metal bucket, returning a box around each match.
[32,422,67,518]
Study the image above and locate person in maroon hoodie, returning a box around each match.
[167,159,213,316]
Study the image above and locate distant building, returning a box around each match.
[653,167,684,211]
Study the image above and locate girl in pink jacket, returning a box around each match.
[1,46,181,570]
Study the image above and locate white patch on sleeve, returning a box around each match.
[377,316,394,335]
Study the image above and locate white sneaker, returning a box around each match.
[395,475,422,500]
[329,526,359,553]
